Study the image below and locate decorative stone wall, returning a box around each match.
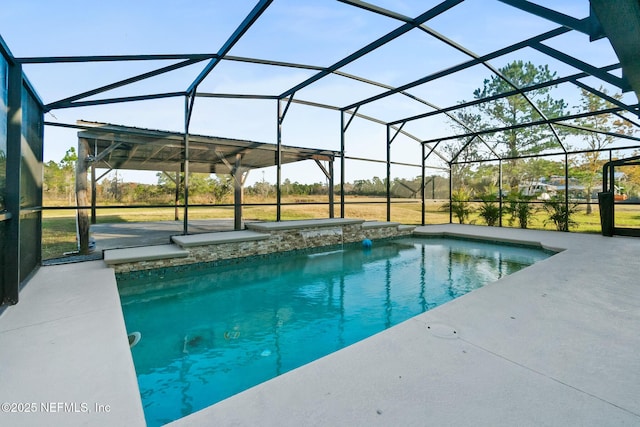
[109,220,415,274]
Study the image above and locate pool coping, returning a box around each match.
[412,227,567,253]
[1,224,639,426]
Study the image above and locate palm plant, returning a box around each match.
[505,191,536,229]
[443,188,473,224]
[543,196,579,231]
[478,194,501,226]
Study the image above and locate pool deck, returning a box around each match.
[91,219,248,251]
[1,224,639,426]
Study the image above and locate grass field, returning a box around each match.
[41,196,640,260]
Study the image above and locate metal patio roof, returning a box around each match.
[77,121,337,174]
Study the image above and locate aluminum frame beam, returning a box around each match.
[343,25,571,111]
[16,53,218,64]
[531,42,631,92]
[497,0,603,39]
[46,59,205,111]
[47,92,187,110]
[280,0,464,99]
[421,105,638,145]
[187,0,273,95]
[388,64,626,126]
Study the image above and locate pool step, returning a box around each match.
[104,244,188,266]
[171,230,270,247]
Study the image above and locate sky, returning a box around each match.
[0,0,635,186]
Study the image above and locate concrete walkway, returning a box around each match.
[0,261,146,426]
[0,225,638,426]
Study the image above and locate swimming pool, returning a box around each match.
[118,237,552,426]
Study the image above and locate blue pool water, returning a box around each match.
[118,237,551,426]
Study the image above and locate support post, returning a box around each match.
[498,160,503,227]
[90,162,96,224]
[421,143,426,225]
[340,112,346,218]
[386,125,391,222]
[233,154,244,230]
[432,176,435,199]
[609,150,615,228]
[276,99,283,221]
[449,163,453,224]
[564,153,570,231]
[329,160,334,218]
[234,175,243,229]
[175,170,180,221]
[314,159,335,219]
[183,95,192,235]
[3,61,22,305]
[76,137,91,254]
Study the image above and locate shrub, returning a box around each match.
[505,192,536,229]
[478,194,501,226]
[543,196,579,231]
[442,188,473,224]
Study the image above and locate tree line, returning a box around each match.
[42,163,451,205]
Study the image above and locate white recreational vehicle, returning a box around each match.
[518,182,557,200]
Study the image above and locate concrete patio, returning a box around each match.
[90,219,247,251]
[1,224,639,426]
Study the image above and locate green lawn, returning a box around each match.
[41,199,640,260]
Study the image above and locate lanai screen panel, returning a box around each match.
[19,84,43,282]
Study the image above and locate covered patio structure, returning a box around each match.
[74,120,339,253]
